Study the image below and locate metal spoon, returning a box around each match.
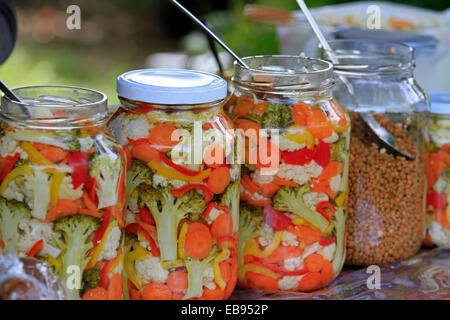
[201,20,224,77]
[296,0,413,160]
[0,80,33,118]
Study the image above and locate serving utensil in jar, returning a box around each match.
[0,80,33,118]
[295,0,413,160]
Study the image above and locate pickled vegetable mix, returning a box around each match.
[425,93,450,248]
[110,69,239,300]
[0,86,126,300]
[228,56,349,292]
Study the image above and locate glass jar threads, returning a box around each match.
[227,56,350,292]
[109,69,240,300]
[0,86,126,300]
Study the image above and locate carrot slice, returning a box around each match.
[167,270,188,292]
[83,191,97,211]
[130,288,142,300]
[223,256,238,299]
[241,175,260,195]
[266,246,304,263]
[246,198,272,207]
[200,286,225,300]
[306,108,333,140]
[232,98,253,116]
[319,161,343,180]
[246,271,278,291]
[252,101,268,114]
[82,287,107,300]
[142,282,173,300]
[235,119,261,141]
[288,225,322,243]
[39,146,67,163]
[273,176,298,187]
[305,253,325,273]
[107,273,123,300]
[320,259,334,285]
[204,143,225,168]
[258,182,280,198]
[298,272,322,292]
[148,124,179,152]
[211,213,233,239]
[292,102,309,126]
[219,261,232,283]
[184,222,213,259]
[131,144,160,163]
[207,167,230,194]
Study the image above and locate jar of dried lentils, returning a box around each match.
[226,56,350,292]
[321,40,428,266]
[108,69,240,300]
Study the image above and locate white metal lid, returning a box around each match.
[117,69,227,105]
[429,92,450,115]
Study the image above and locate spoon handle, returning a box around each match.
[0,80,22,103]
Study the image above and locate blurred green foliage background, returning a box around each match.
[0,0,448,104]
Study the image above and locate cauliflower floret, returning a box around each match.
[278,134,305,152]
[323,131,339,144]
[317,243,336,261]
[125,211,137,225]
[302,242,321,259]
[281,231,298,246]
[302,192,329,210]
[58,175,83,200]
[152,174,187,189]
[240,184,269,201]
[135,256,169,283]
[206,207,222,225]
[276,161,322,185]
[127,196,139,214]
[98,226,121,261]
[258,222,275,248]
[121,114,152,140]
[283,256,304,271]
[79,136,94,153]
[3,180,33,209]
[0,134,28,159]
[203,264,216,290]
[430,128,450,147]
[329,174,341,194]
[17,219,60,257]
[251,169,274,185]
[429,221,450,247]
[278,275,304,290]
[229,164,240,182]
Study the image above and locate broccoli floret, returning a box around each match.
[53,214,101,300]
[27,168,51,220]
[273,185,330,232]
[81,265,101,293]
[0,197,31,254]
[89,150,123,209]
[184,246,219,300]
[126,159,152,204]
[220,180,240,233]
[262,103,292,128]
[238,205,263,267]
[139,187,205,262]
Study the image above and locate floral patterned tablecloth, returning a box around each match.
[232,248,450,300]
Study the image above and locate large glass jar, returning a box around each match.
[0,86,126,300]
[321,40,428,266]
[109,69,240,300]
[227,56,350,292]
[425,92,450,248]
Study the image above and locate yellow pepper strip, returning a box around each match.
[292,217,307,226]
[335,190,347,207]
[124,244,150,290]
[332,117,350,134]
[285,126,315,149]
[177,222,189,260]
[20,141,58,174]
[243,231,283,259]
[0,164,33,195]
[147,160,211,182]
[42,254,62,274]
[89,220,118,267]
[50,172,65,206]
[162,259,184,270]
[213,248,230,291]
[238,263,279,286]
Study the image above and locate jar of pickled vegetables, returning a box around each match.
[425,92,450,248]
[109,69,240,300]
[227,56,350,292]
[0,86,126,300]
[320,40,428,266]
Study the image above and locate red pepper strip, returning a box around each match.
[171,183,213,203]
[128,138,150,146]
[27,239,44,257]
[92,209,112,247]
[216,235,237,249]
[282,148,314,166]
[203,202,230,219]
[319,236,336,246]
[0,152,20,182]
[316,201,336,222]
[84,177,97,203]
[67,151,90,189]
[313,140,330,168]
[263,206,293,231]
[100,252,121,288]
[159,152,202,177]
[427,192,447,210]
[139,207,155,225]
[125,223,160,257]
[254,258,309,276]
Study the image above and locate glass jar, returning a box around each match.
[320,40,428,266]
[425,92,450,248]
[109,69,240,300]
[0,86,126,300]
[227,56,350,292]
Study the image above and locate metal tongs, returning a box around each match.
[296,0,413,160]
